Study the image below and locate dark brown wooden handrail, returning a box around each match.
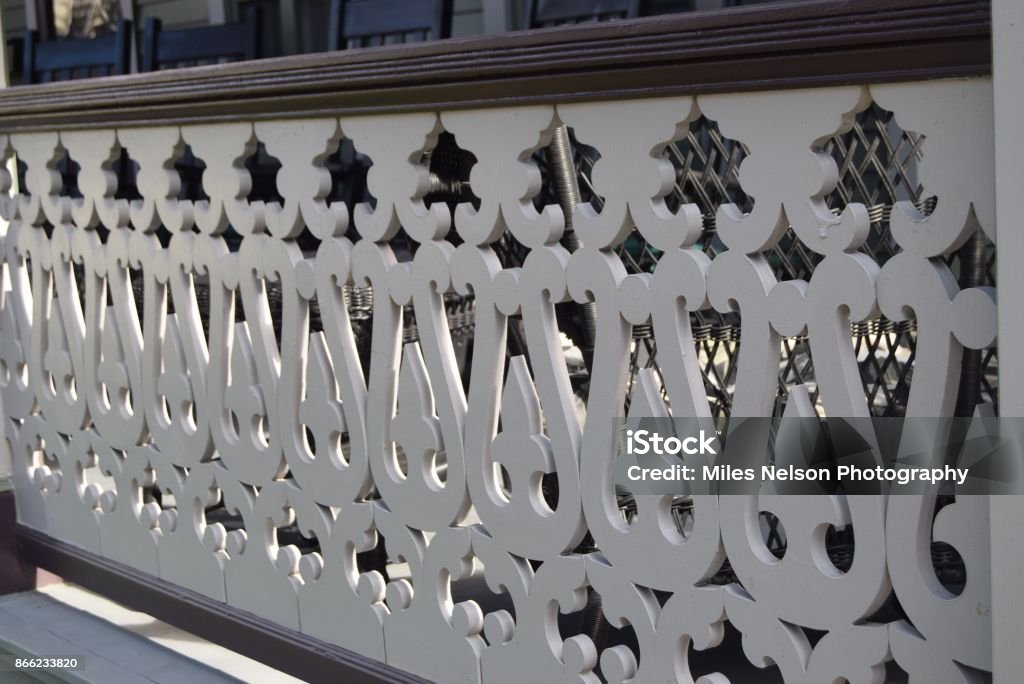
[0,0,990,132]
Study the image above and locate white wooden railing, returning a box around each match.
[0,2,1006,681]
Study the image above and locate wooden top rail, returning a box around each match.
[0,0,990,132]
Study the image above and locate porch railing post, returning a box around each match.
[991,0,1024,679]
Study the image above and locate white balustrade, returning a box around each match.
[0,80,997,682]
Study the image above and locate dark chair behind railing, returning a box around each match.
[527,0,647,26]
[23,19,131,83]
[327,0,453,50]
[142,6,262,71]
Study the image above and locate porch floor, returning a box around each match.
[0,585,302,683]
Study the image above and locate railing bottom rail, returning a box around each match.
[15,526,427,684]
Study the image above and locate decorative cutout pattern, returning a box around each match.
[1,80,997,682]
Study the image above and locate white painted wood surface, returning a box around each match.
[0,80,999,682]
[991,0,1024,681]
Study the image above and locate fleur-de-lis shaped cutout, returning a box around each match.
[298,332,346,466]
[97,311,131,418]
[182,124,264,236]
[558,97,704,252]
[699,87,873,257]
[11,132,69,227]
[624,368,680,510]
[0,304,26,391]
[32,462,62,495]
[343,113,449,244]
[0,295,35,422]
[119,127,194,233]
[872,79,995,256]
[877,251,997,416]
[268,503,302,584]
[62,130,130,231]
[225,323,268,450]
[43,310,75,401]
[472,528,599,683]
[390,343,444,491]
[157,317,195,432]
[769,251,880,418]
[491,355,555,516]
[254,119,347,240]
[583,367,726,594]
[720,387,888,633]
[440,106,563,248]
